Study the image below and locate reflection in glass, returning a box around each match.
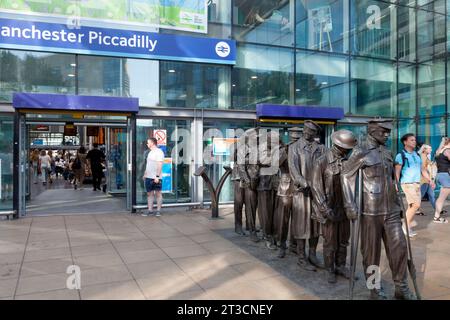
[418,60,445,117]
[418,117,445,153]
[78,56,159,107]
[296,0,347,53]
[232,44,293,109]
[296,51,349,112]
[0,50,75,102]
[351,0,395,59]
[202,120,254,203]
[398,63,416,118]
[350,57,396,117]
[233,0,294,46]
[136,119,192,205]
[0,116,14,211]
[160,61,230,109]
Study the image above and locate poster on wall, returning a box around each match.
[162,157,172,193]
[212,138,237,156]
[0,0,208,33]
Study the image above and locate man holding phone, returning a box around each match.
[142,137,164,217]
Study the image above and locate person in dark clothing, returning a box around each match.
[86,143,105,191]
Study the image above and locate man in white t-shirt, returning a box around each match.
[142,137,164,217]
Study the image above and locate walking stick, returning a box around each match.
[397,182,422,300]
[349,169,363,300]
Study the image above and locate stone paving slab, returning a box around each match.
[0,201,449,300]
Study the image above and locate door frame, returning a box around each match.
[13,111,135,218]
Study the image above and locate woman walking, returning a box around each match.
[30,149,40,184]
[433,137,450,223]
[72,146,87,190]
[418,144,437,213]
[39,150,51,185]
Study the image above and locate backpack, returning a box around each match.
[72,156,81,170]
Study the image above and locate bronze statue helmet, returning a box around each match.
[331,129,358,150]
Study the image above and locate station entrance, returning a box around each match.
[16,110,133,217]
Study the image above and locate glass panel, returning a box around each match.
[295,50,349,112]
[107,128,127,193]
[232,0,294,46]
[232,44,294,110]
[136,118,192,205]
[78,56,159,107]
[0,50,75,102]
[398,63,416,117]
[296,0,347,53]
[0,115,14,211]
[351,0,396,59]
[350,57,396,117]
[417,9,446,61]
[160,61,230,109]
[336,123,367,144]
[418,60,446,117]
[397,5,416,62]
[202,120,254,203]
[396,118,416,154]
[418,117,446,153]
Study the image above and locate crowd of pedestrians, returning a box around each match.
[395,134,449,239]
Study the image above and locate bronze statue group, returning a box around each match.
[233,119,419,300]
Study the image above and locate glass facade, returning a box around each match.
[0,115,14,211]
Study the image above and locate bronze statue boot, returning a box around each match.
[308,249,324,269]
[278,244,286,258]
[249,231,260,243]
[324,252,337,283]
[335,265,355,280]
[265,236,277,250]
[235,224,246,236]
[297,241,316,272]
[394,285,417,300]
[369,288,388,300]
[308,238,324,269]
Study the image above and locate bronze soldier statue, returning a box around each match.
[273,127,302,258]
[311,129,357,283]
[289,120,326,271]
[237,128,259,242]
[341,119,416,300]
[232,147,246,236]
[257,130,281,250]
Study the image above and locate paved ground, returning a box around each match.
[28,177,126,216]
[1,201,450,300]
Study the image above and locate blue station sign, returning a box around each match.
[0,18,236,65]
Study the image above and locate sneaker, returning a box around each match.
[410,220,418,228]
[155,211,161,217]
[433,216,449,224]
[409,229,417,237]
[141,211,153,217]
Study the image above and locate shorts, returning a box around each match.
[437,172,450,188]
[145,178,162,192]
[401,183,421,206]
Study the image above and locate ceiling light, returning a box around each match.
[251,76,258,79]
[168,69,176,73]
[67,74,75,77]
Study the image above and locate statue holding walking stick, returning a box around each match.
[341,119,418,300]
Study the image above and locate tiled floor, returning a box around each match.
[1,202,450,300]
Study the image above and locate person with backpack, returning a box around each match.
[72,146,87,190]
[395,133,428,238]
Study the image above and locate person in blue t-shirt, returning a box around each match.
[395,134,429,238]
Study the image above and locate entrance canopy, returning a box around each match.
[13,93,139,113]
[256,104,344,123]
